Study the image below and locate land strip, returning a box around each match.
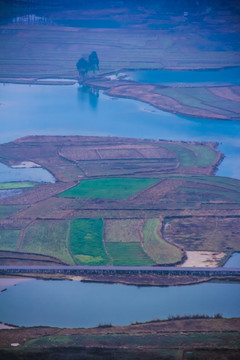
[0,318,240,360]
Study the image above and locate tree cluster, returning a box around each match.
[76,51,99,80]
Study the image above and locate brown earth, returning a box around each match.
[0,317,240,349]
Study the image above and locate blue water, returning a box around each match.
[0,163,55,183]
[0,280,239,328]
[224,253,240,268]
[126,67,240,85]
[0,83,240,178]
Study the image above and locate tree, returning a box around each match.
[88,51,99,72]
[76,57,89,81]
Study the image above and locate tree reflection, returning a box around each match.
[77,86,99,111]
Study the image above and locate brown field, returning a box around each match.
[104,219,144,243]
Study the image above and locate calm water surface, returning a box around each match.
[0,83,239,178]
[126,67,240,85]
[0,280,239,328]
[224,253,240,268]
[0,163,55,183]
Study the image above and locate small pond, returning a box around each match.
[224,253,240,268]
[0,162,55,183]
[0,83,240,179]
[0,280,239,328]
[125,67,240,85]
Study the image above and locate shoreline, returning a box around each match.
[1,68,240,122]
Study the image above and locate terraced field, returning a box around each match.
[0,135,239,269]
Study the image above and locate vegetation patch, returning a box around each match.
[143,219,182,264]
[20,220,74,264]
[105,219,143,242]
[0,205,23,218]
[59,178,158,199]
[161,144,196,168]
[163,216,240,253]
[106,242,155,266]
[69,219,109,265]
[183,144,218,167]
[0,230,20,251]
[0,182,35,189]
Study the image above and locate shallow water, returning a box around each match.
[224,253,240,268]
[0,162,55,183]
[0,280,239,328]
[126,67,240,85]
[0,83,239,178]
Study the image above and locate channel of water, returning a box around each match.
[0,83,240,179]
[125,67,240,85]
[0,280,239,328]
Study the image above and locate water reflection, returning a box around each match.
[77,86,99,111]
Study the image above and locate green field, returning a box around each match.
[69,219,109,265]
[161,143,217,168]
[162,144,196,168]
[142,219,182,264]
[0,182,35,189]
[20,220,74,264]
[106,242,155,266]
[0,230,20,251]
[59,178,158,199]
[183,144,218,167]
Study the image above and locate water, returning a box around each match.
[224,253,240,268]
[0,163,55,183]
[0,83,240,178]
[0,280,239,328]
[126,67,240,85]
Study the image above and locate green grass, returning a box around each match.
[20,220,74,264]
[183,144,218,167]
[161,143,218,168]
[0,182,35,189]
[161,144,196,168]
[69,219,109,265]
[0,230,20,251]
[143,219,182,264]
[59,178,158,199]
[106,242,155,266]
[0,205,23,219]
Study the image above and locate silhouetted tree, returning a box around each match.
[76,57,89,81]
[88,51,99,72]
